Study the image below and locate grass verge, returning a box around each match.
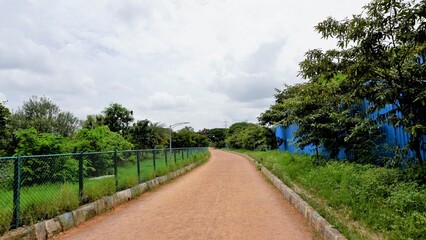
[234,149,426,240]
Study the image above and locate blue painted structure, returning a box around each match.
[276,102,426,160]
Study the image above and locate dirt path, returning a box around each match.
[56,150,314,240]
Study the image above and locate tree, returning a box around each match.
[82,114,105,129]
[226,122,272,150]
[14,128,75,185]
[10,96,79,137]
[206,128,227,148]
[259,78,381,161]
[72,126,134,176]
[172,127,208,148]
[102,103,134,135]
[299,0,426,165]
[0,101,11,156]
[129,120,168,149]
[72,126,133,153]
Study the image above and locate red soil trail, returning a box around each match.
[56,149,314,240]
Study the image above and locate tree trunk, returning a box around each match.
[315,146,319,159]
[410,135,424,166]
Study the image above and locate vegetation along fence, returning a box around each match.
[276,101,426,160]
[0,147,208,234]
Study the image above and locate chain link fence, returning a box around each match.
[0,147,208,234]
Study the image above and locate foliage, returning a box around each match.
[72,126,133,153]
[72,126,133,176]
[102,103,134,135]
[81,114,105,129]
[9,96,79,137]
[15,128,67,156]
[260,80,381,161]
[172,127,209,148]
[14,128,77,185]
[226,122,273,150]
[205,128,227,148]
[0,102,11,156]
[243,149,426,240]
[129,120,168,149]
[299,0,426,166]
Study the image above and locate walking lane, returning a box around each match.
[56,150,314,240]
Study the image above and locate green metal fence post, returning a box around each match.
[164,150,168,166]
[152,150,156,174]
[78,153,84,204]
[114,150,118,191]
[12,156,21,229]
[137,151,141,183]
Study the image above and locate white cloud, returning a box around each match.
[0,29,54,73]
[139,92,194,111]
[0,0,370,130]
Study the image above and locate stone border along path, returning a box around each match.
[234,151,348,240]
[0,162,202,240]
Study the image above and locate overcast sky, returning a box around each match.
[0,0,370,130]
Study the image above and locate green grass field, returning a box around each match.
[0,150,210,235]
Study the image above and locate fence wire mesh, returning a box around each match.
[0,147,208,234]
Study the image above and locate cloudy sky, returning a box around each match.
[0,0,369,130]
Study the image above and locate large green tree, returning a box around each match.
[102,103,134,135]
[129,120,168,149]
[260,80,380,160]
[10,96,79,137]
[226,122,272,150]
[299,0,426,165]
[206,128,227,148]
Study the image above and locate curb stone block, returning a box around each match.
[297,201,307,216]
[1,226,34,240]
[139,183,148,192]
[159,176,168,184]
[103,196,114,210]
[111,193,120,207]
[34,222,46,240]
[325,226,341,240]
[71,208,85,226]
[305,206,315,219]
[130,186,141,198]
[44,219,62,238]
[83,203,98,220]
[95,199,107,214]
[58,212,75,231]
[72,203,97,226]
[310,211,321,225]
[283,188,291,201]
[316,217,328,234]
[117,189,132,203]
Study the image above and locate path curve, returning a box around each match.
[56,150,314,240]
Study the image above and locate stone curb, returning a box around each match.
[234,152,348,240]
[1,162,200,240]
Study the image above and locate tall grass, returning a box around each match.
[0,151,209,235]
[238,150,426,240]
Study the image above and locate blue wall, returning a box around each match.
[276,102,426,160]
